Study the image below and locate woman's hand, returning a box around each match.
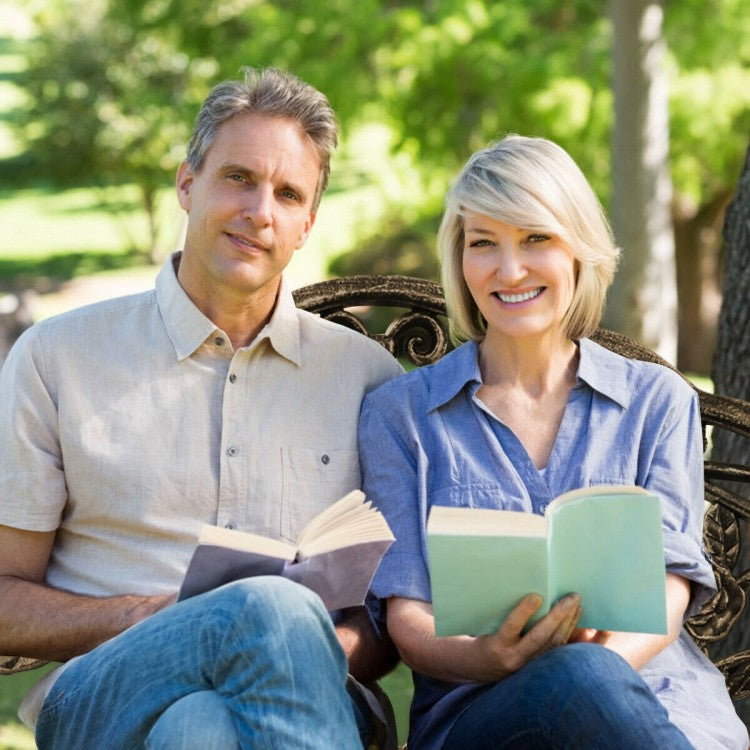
[475,592,582,678]
[387,591,581,684]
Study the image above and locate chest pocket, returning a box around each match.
[280,447,361,542]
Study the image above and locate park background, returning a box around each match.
[0,0,749,747]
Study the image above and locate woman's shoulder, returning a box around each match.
[363,341,477,411]
[581,337,696,406]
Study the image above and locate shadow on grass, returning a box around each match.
[0,251,152,293]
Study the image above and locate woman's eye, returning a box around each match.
[467,239,491,248]
[526,233,550,244]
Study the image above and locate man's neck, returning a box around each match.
[174,254,281,350]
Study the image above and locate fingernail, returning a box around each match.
[563,593,580,609]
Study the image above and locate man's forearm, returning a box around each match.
[0,575,175,662]
[335,606,399,684]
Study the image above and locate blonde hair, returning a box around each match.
[438,134,619,343]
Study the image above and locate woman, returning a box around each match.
[359,135,748,749]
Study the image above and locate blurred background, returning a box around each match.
[0,0,749,746]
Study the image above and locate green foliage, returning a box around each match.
[5,0,749,290]
[664,0,750,210]
[328,213,441,280]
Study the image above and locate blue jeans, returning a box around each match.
[441,644,694,749]
[36,577,367,749]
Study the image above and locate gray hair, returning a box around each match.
[438,134,620,343]
[186,67,339,210]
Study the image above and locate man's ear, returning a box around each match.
[176,161,194,212]
[295,212,317,250]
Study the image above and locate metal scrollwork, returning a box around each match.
[384,310,450,367]
[293,274,450,367]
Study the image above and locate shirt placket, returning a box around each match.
[216,340,248,531]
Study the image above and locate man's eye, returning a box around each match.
[229,174,247,183]
[280,189,300,201]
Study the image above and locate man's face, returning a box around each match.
[176,113,320,305]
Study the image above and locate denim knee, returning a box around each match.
[200,576,340,656]
[544,643,634,686]
[211,576,330,626]
[145,691,239,750]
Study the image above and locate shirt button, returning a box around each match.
[214,336,225,346]
[226,446,238,457]
[539,503,548,513]
[321,454,330,465]
[224,522,235,530]
[229,374,237,383]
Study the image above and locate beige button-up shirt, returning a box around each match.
[0,254,402,599]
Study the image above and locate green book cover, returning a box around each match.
[427,486,667,637]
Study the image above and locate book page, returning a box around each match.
[545,484,650,518]
[296,490,394,559]
[198,523,297,560]
[428,506,548,537]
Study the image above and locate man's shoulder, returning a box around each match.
[36,289,157,334]
[296,308,400,365]
[7,289,158,367]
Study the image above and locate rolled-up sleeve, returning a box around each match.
[359,383,433,604]
[644,389,715,615]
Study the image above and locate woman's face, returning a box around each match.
[461,210,577,343]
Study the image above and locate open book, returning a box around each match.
[427,486,667,636]
[178,490,394,611]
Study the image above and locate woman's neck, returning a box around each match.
[477,330,579,398]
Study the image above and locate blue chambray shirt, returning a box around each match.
[359,338,748,750]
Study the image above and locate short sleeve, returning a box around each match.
[0,326,67,530]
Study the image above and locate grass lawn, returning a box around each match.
[0,665,56,750]
[0,663,412,748]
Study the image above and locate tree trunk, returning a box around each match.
[605,0,678,363]
[673,191,730,375]
[707,141,750,724]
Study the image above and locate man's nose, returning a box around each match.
[243,187,273,228]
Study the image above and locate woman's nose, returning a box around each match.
[495,246,527,283]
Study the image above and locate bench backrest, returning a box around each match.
[294,273,750,699]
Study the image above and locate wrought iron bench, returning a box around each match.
[294,273,750,701]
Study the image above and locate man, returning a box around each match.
[0,67,402,749]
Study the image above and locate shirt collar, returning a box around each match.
[427,341,482,410]
[247,276,302,366]
[425,337,633,412]
[156,252,302,365]
[156,253,216,361]
[575,337,632,409]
